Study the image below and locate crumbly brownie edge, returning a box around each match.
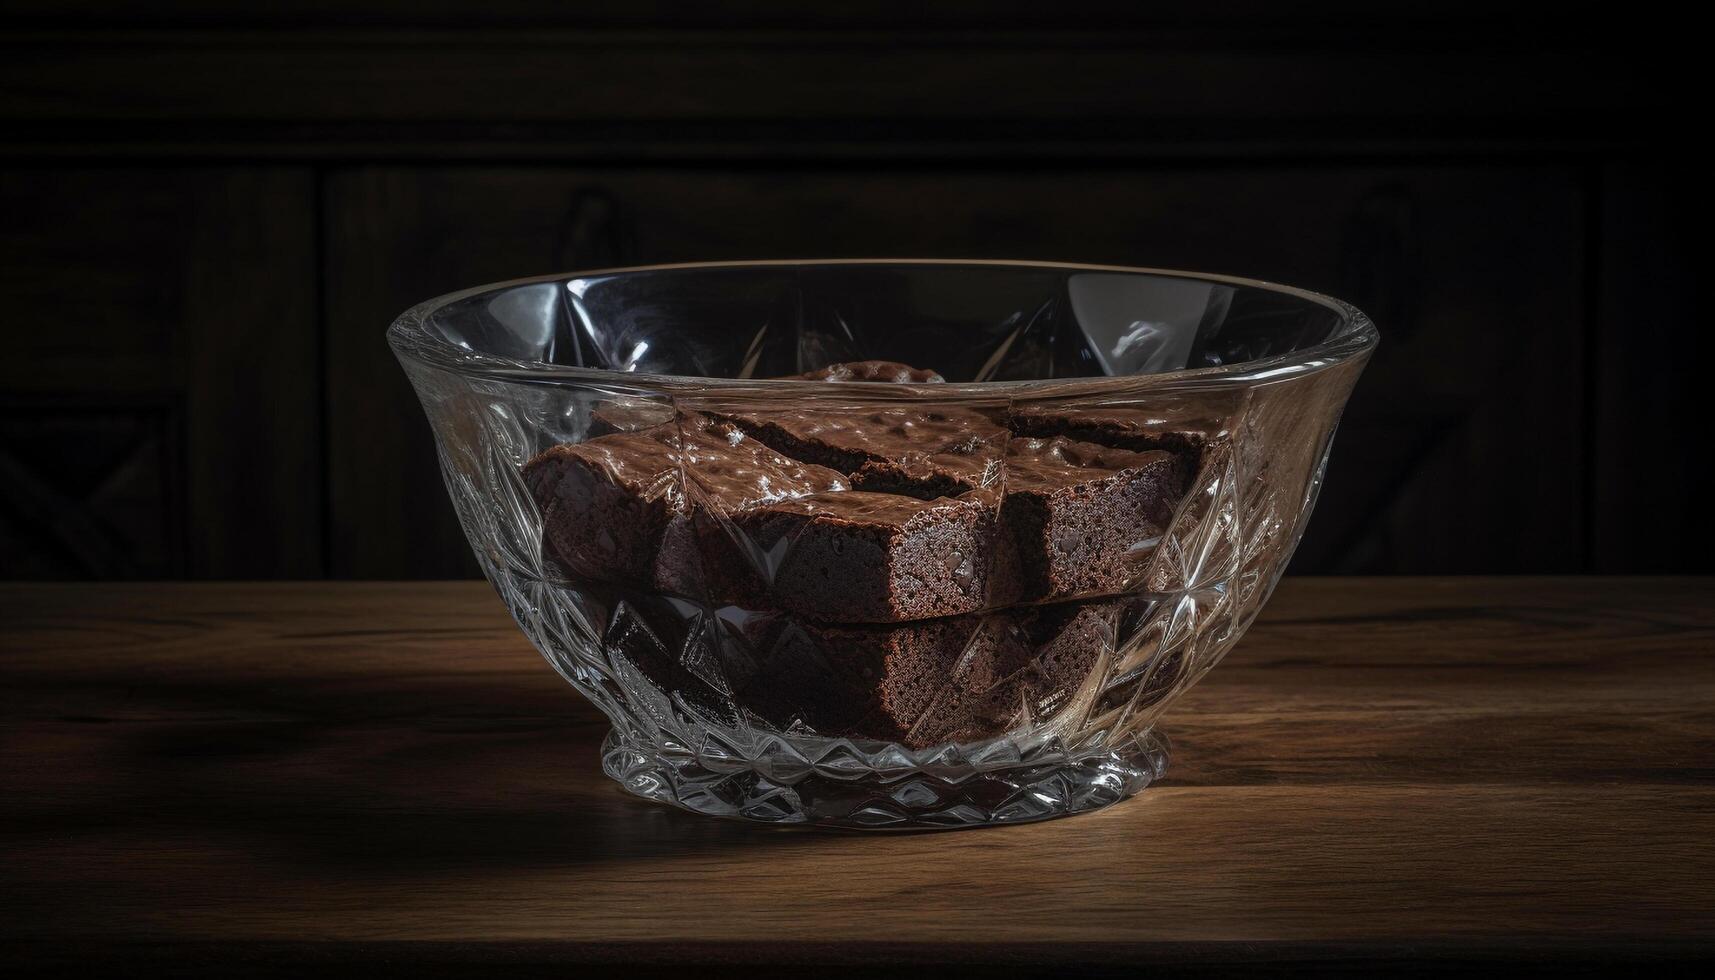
[523,446,675,586]
[1000,455,1185,603]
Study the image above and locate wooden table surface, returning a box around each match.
[3,578,1712,975]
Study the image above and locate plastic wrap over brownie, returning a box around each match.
[408,350,1361,778]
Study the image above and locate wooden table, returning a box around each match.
[4,579,1712,976]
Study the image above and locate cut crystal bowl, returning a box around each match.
[390,260,1375,828]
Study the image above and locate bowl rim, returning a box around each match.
[387,258,1378,393]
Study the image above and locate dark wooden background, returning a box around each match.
[2,2,1707,580]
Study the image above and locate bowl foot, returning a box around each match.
[600,728,1170,829]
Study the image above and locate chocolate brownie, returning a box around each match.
[1000,435,1187,602]
[557,586,997,744]
[528,360,1206,757]
[587,398,676,437]
[553,410,1192,615]
[667,489,1019,623]
[1017,600,1117,720]
[796,360,945,383]
[906,601,1113,746]
[743,614,1002,740]
[554,585,1116,749]
[739,601,1113,747]
[709,406,1008,500]
[579,584,1117,748]
[1007,403,1219,459]
[523,420,847,586]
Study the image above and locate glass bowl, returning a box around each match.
[390,260,1376,829]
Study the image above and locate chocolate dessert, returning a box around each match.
[587,399,676,437]
[523,419,847,585]
[1000,435,1186,602]
[709,405,1007,499]
[526,360,1200,745]
[697,599,1112,748]
[746,613,1008,741]
[1006,403,1219,459]
[900,601,1114,746]
[695,489,1017,623]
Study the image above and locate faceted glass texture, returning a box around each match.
[391,260,1375,828]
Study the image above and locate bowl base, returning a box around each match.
[600,728,1170,829]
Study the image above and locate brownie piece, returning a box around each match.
[523,431,678,585]
[742,601,1113,748]
[671,489,1019,623]
[566,582,1115,748]
[523,421,847,586]
[745,614,1000,741]
[795,360,945,383]
[1007,403,1218,459]
[586,398,676,437]
[1010,403,1227,597]
[553,414,1187,615]
[907,601,1113,746]
[1000,435,1188,602]
[562,590,997,744]
[710,405,1008,500]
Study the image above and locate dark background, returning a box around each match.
[2,2,1706,581]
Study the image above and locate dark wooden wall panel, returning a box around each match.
[0,13,1677,165]
[3,10,1701,578]
[324,165,1583,577]
[1298,171,1588,572]
[0,38,1647,129]
[1592,164,1711,572]
[0,168,321,579]
[0,1,1540,28]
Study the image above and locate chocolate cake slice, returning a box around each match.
[1000,435,1188,602]
[523,420,847,586]
[670,489,1020,623]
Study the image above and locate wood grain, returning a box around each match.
[0,168,322,579]
[2,578,1712,973]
